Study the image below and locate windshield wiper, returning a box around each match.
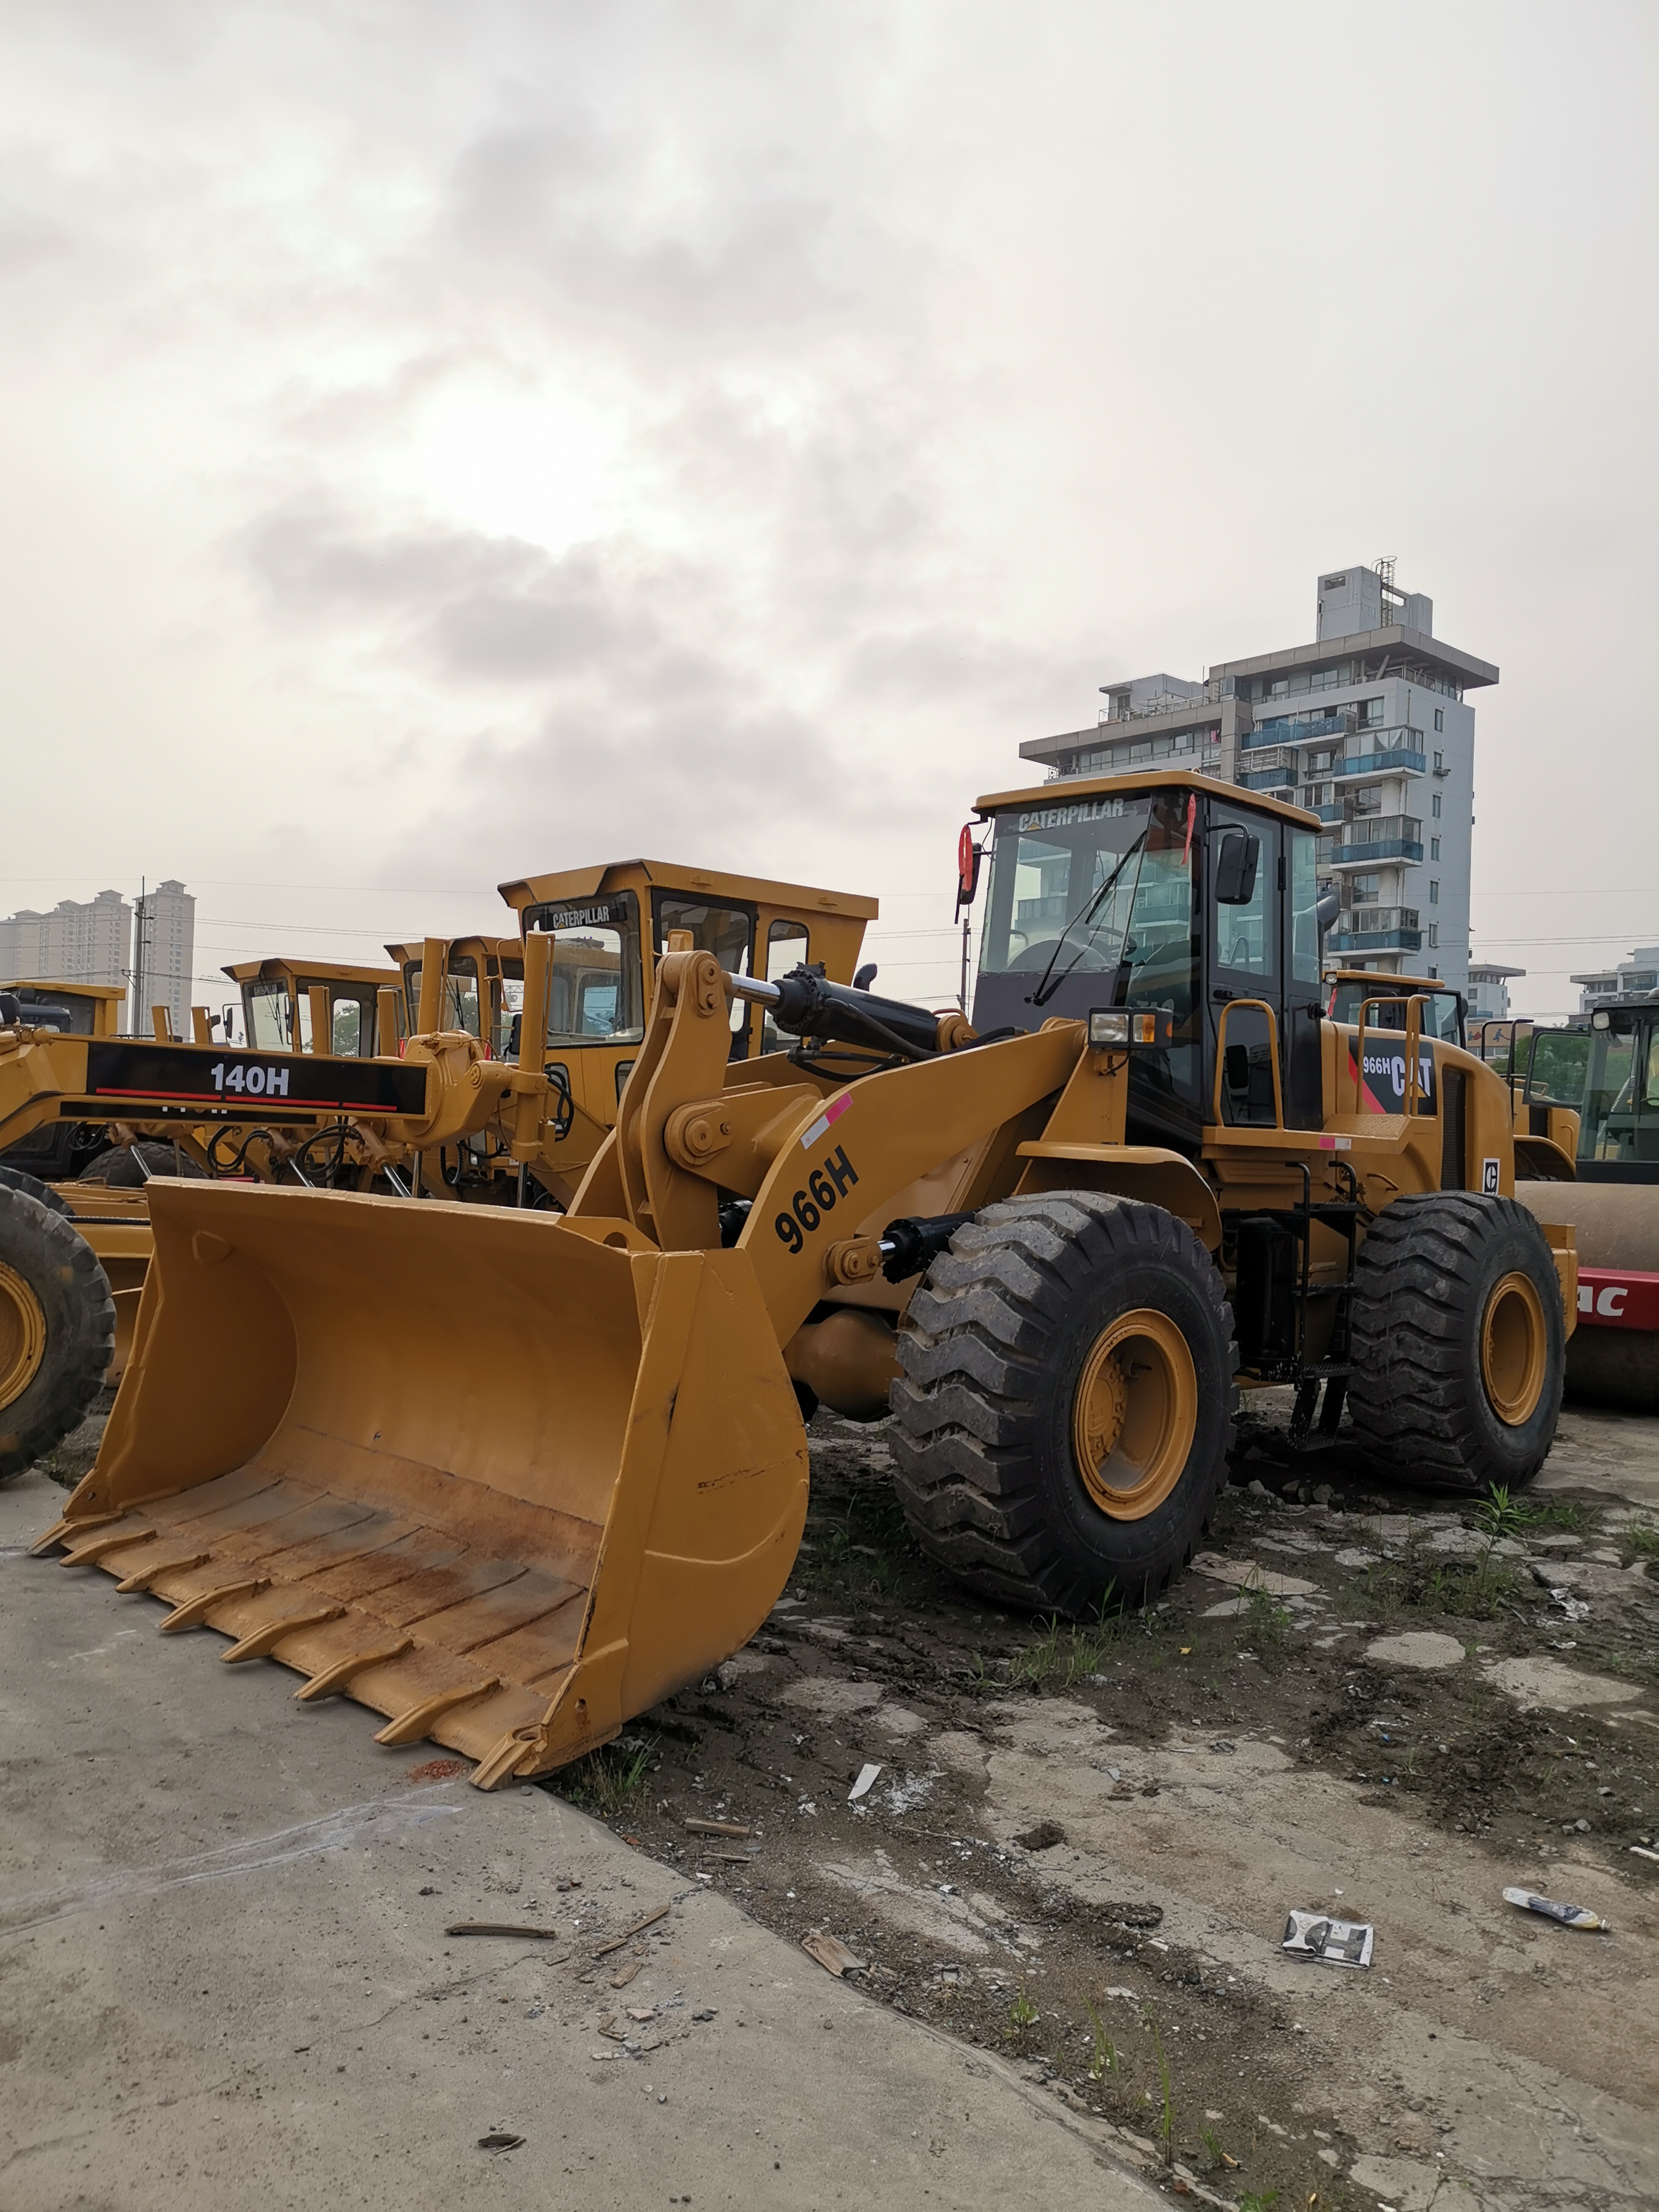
[1028,832,1148,1008]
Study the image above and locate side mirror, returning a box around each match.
[1213,829,1260,905]
[954,823,983,916]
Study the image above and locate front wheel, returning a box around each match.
[889,1193,1236,1614]
[1347,1191,1566,1493]
[0,1187,116,1483]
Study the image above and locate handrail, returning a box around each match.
[1212,997,1285,1128]
[1354,992,1431,1114]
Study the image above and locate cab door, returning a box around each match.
[1207,805,1283,1127]
[1282,825,1325,1130]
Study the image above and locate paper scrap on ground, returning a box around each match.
[848,1761,883,1803]
[1503,1886,1607,1931]
[1281,1910,1374,1968]
[801,1931,866,1977]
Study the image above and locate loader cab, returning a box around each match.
[495,860,878,1125]
[969,772,1326,1154]
[224,958,401,1057]
[1529,997,1659,1181]
[1325,970,1464,1047]
[0,980,124,1037]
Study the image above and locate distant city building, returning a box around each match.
[134,880,196,1036]
[0,890,131,991]
[1572,946,1659,1014]
[1467,961,1525,1024]
[1021,561,1495,993]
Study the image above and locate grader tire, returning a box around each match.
[1347,1191,1564,1494]
[889,1193,1236,1615]
[0,1187,116,1484]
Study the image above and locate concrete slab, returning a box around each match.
[0,1470,1160,2212]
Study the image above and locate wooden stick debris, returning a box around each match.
[592,1903,671,1957]
[683,1817,751,1837]
[445,1921,564,1940]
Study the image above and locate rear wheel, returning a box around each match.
[890,1193,1236,1614]
[1347,1191,1565,1493]
[0,1187,116,1483]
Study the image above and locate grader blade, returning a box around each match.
[45,1179,807,1785]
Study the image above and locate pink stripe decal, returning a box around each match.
[800,1092,853,1150]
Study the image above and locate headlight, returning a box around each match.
[1088,1008,1170,1049]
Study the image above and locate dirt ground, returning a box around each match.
[548,1398,1659,2212]
[36,1392,1659,2209]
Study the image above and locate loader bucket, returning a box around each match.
[38,1180,808,1785]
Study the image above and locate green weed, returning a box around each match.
[1476,1486,1584,1539]
[1005,1984,1039,2040]
[1198,2123,1227,2169]
[1624,1522,1659,1561]
[557,1735,655,1820]
[1237,2193,1280,2212]
[1008,1599,1124,1691]
[1084,2000,1122,2085]
[1241,1584,1292,1646]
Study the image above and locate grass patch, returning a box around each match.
[1008,1601,1125,1691]
[1004,1983,1039,2042]
[1085,1999,1122,2085]
[1240,1584,1292,1646]
[1624,1521,1659,1562]
[1146,2011,1175,2165]
[555,1734,655,1821]
[1476,1485,1584,1539]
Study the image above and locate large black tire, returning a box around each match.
[0,1187,116,1483]
[78,1140,205,1187]
[0,1165,73,1218]
[889,1193,1237,1615]
[1347,1191,1565,1493]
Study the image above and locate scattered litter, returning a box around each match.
[1208,1740,1236,1755]
[801,1930,866,1977]
[609,1960,642,1989]
[848,1762,883,1803]
[407,1757,470,1783]
[477,2132,524,2152]
[1014,1821,1065,1851]
[1503,1887,1609,1932]
[445,1920,561,1940]
[1104,1985,1138,2000]
[683,1817,751,1837]
[594,1905,672,1957]
[1631,1846,1659,1865]
[706,1850,756,1865]
[1281,1911,1374,1968]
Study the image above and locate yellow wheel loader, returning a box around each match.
[37,773,1576,1785]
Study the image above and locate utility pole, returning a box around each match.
[131,878,148,1036]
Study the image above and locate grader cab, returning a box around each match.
[38,772,1578,1785]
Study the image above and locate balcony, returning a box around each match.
[1241,709,1355,752]
[1239,752,1296,791]
[1326,907,1423,954]
[1319,814,1423,868]
[1309,801,1346,824]
[1332,727,1426,782]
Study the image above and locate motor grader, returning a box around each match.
[0,973,546,1481]
[37,771,1577,1789]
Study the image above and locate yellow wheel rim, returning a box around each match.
[1481,1269,1547,1426]
[1071,1307,1199,1521]
[0,1259,47,1412]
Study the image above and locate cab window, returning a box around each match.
[656,895,756,1054]
[525,891,645,1048]
[763,919,809,1053]
[246,980,295,1051]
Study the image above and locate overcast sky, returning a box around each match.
[1,1,1653,1015]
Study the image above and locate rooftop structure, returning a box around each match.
[1572,946,1659,1014]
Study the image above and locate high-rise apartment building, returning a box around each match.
[133,880,197,1035]
[1467,961,1525,1024]
[0,890,131,990]
[1019,564,1496,992]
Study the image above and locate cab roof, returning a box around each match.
[971,768,1320,833]
[0,977,126,1001]
[223,957,401,987]
[498,859,879,922]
